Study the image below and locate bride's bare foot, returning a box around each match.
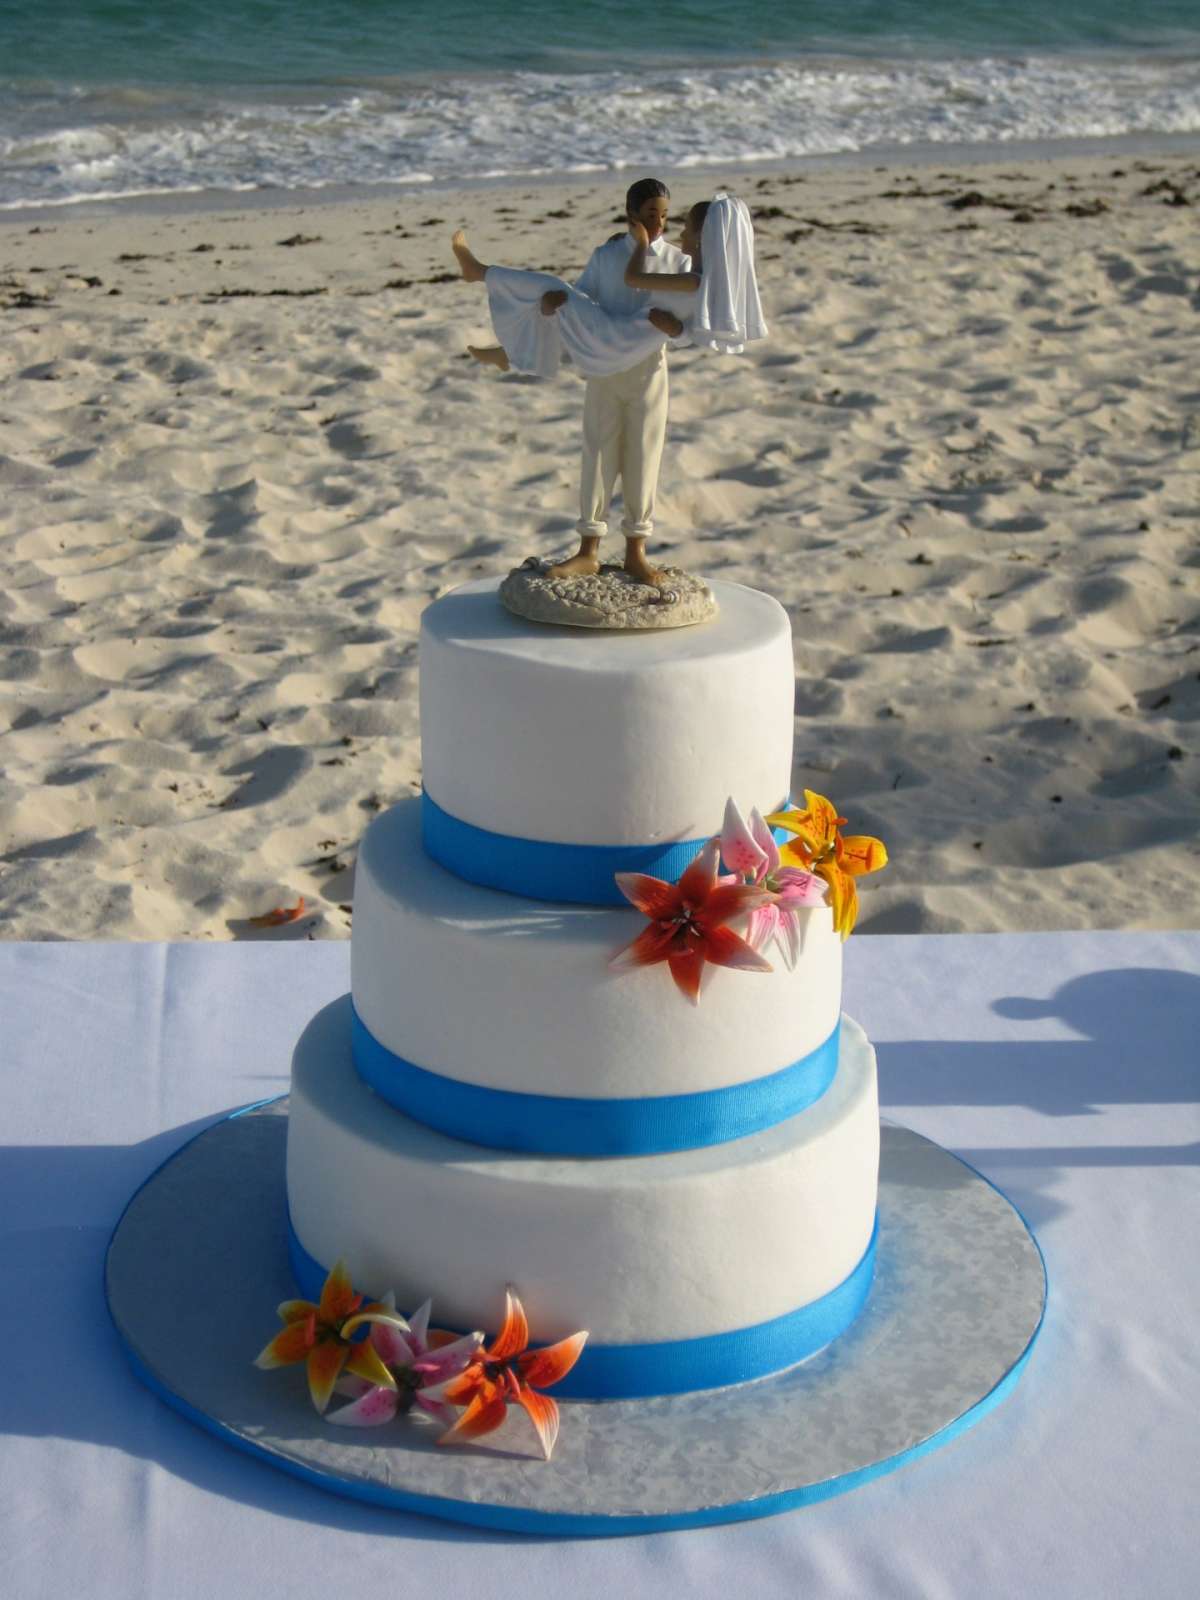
[623,539,669,587]
[451,228,488,283]
[468,343,510,371]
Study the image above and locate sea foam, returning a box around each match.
[2,52,1199,208]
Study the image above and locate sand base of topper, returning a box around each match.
[105,1105,1045,1536]
[499,564,716,629]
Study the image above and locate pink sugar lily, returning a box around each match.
[326,1293,484,1430]
[721,795,779,882]
[747,866,828,967]
[721,796,827,967]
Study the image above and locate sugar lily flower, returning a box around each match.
[721,797,826,967]
[749,866,828,966]
[326,1294,484,1430]
[719,794,774,880]
[611,837,772,1004]
[765,789,888,940]
[253,1258,398,1414]
[426,1289,588,1461]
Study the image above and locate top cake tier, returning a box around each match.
[420,578,794,904]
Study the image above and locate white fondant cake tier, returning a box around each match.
[419,577,794,849]
[352,797,842,1103]
[287,996,879,1347]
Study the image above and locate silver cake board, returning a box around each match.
[105,1100,1046,1537]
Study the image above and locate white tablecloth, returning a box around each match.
[3,932,1197,1598]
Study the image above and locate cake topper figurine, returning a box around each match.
[451,180,767,628]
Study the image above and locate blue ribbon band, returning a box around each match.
[351,1005,840,1157]
[421,789,792,906]
[287,1214,877,1401]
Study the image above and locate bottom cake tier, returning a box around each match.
[286,997,880,1399]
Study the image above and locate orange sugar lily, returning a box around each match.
[248,896,306,928]
[765,790,887,940]
[425,1289,587,1462]
[611,837,772,1004]
[254,1258,397,1414]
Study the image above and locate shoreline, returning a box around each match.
[3,129,1200,228]
[1,147,1197,940]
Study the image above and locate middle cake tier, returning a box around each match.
[352,798,843,1155]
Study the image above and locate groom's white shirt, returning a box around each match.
[575,234,691,321]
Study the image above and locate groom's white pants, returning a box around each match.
[577,347,669,539]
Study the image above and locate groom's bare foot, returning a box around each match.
[624,540,669,587]
[468,343,510,371]
[545,534,603,580]
[546,550,603,580]
[451,229,488,283]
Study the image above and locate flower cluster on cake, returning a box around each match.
[612,790,887,1003]
[257,1261,586,1460]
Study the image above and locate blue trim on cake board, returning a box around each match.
[109,1312,1041,1537]
[286,1210,877,1400]
[420,789,793,906]
[104,1099,1048,1537]
[351,1005,842,1157]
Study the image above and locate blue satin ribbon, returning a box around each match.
[351,1005,840,1157]
[421,788,792,906]
[287,1214,877,1401]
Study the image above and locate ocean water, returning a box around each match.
[2,1,1199,208]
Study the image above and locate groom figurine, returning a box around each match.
[543,178,689,586]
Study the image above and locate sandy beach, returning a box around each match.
[1,150,1197,940]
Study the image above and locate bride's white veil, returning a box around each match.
[693,192,767,354]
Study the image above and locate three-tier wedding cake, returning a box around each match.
[106,570,1044,1529]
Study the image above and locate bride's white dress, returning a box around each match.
[483,268,686,379]
[482,193,766,380]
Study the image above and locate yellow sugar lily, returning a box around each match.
[254,1258,398,1414]
[764,790,888,940]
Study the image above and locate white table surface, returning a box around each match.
[2,931,1198,1599]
